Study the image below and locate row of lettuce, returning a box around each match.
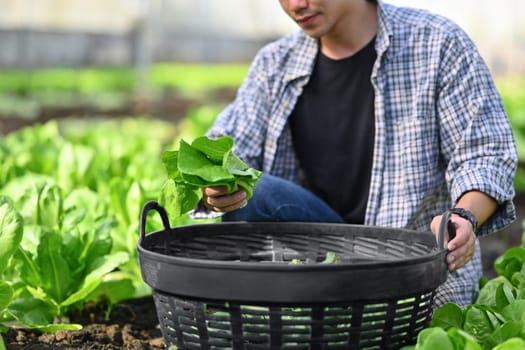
[0,106,221,346]
[0,64,249,120]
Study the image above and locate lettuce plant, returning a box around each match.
[0,181,129,331]
[159,135,262,219]
[406,227,525,349]
[0,196,22,335]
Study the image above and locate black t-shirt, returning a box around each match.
[289,38,376,224]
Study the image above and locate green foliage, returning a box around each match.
[0,176,130,330]
[0,64,247,95]
[401,327,482,350]
[0,64,242,336]
[0,68,134,94]
[409,225,525,349]
[0,117,189,332]
[0,197,23,276]
[176,104,226,142]
[496,77,525,194]
[159,135,262,220]
[0,63,247,120]
[151,63,248,93]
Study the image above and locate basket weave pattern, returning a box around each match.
[148,232,433,263]
[153,290,435,349]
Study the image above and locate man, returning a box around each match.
[200,0,517,309]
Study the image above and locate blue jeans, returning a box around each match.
[222,174,344,223]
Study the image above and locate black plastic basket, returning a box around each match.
[138,201,449,350]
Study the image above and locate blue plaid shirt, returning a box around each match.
[207,1,517,307]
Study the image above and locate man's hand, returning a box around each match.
[202,186,247,213]
[431,213,476,271]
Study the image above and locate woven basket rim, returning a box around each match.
[138,204,449,303]
[138,234,445,271]
[139,220,445,270]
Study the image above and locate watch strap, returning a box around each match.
[449,207,478,232]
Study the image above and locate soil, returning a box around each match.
[3,297,164,350]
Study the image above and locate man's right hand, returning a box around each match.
[202,186,247,213]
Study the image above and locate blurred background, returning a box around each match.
[0,0,523,70]
[0,0,524,277]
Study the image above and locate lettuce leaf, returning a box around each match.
[158,136,262,219]
[0,196,23,276]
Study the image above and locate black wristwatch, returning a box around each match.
[450,208,478,232]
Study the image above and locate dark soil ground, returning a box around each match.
[3,297,164,350]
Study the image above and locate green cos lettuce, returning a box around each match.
[403,231,525,350]
[159,136,262,219]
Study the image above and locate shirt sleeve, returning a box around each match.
[436,28,517,236]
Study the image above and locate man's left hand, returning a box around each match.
[431,214,476,271]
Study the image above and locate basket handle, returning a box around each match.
[437,210,457,250]
[139,200,171,244]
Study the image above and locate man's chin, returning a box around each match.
[302,29,324,39]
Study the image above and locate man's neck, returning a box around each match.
[320,2,378,60]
